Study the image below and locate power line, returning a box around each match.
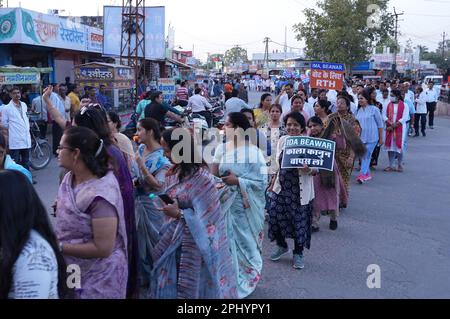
[269,40,303,51]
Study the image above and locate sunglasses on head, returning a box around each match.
[80,104,104,116]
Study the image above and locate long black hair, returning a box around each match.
[139,118,162,142]
[357,89,372,111]
[107,111,121,131]
[64,126,110,178]
[0,170,70,298]
[259,93,272,108]
[390,89,404,102]
[162,128,207,182]
[74,108,113,146]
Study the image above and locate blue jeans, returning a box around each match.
[360,142,377,176]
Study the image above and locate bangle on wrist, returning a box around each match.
[59,242,64,253]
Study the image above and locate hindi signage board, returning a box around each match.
[0,72,40,85]
[281,136,336,171]
[0,8,103,53]
[310,62,345,91]
[158,78,176,104]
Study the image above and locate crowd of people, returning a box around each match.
[0,74,441,299]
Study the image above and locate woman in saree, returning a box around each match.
[308,116,348,232]
[253,93,272,128]
[43,86,138,297]
[211,112,268,298]
[55,126,128,299]
[131,118,171,295]
[333,96,363,198]
[150,129,237,299]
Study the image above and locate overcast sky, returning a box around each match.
[6,0,450,60]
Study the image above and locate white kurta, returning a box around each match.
[382,103,409,153]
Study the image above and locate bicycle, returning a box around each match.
[27,112,52,170]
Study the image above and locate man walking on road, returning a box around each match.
[0,87,31,170]
[425,82,438,129]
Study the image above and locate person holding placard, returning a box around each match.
[267,112,317,270]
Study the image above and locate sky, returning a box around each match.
[5,0,450,61]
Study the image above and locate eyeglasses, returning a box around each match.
[57,145,75,151]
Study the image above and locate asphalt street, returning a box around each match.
[34,91,450,298]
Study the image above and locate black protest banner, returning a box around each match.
[281,136,336,171]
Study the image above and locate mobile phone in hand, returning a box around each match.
[221,171,231,178]
[158,194,175,205]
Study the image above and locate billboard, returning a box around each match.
[103,6,165,60]
[0,8,103,53]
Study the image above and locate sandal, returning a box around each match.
[397,166,404,172]
[384,167,395,172]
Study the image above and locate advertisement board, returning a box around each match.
[103,6,165,60]
[158,78,175,103]
[0,8,103,53]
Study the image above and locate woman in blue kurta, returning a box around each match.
[211,112,268,299]
[150,129,237,299]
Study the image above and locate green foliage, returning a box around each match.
[224,46,249,67]
[293,0,394,71]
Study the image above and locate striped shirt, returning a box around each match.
[355,105,383,144]
[176,87,189,101]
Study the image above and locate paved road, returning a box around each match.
[34,91,450,298]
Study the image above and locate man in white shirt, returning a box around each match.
[1,87,31,170]
[58,84,72,121]
[188,88,214,127]
[326,89,338,105]
[49,84,66,155]
[298,89,315,118]
[379,89,391,112]
[275,83,295,119]
[308,88,319,106]
[414,87,427,137]
[31,95,48,139]
[425,82,438,129]
[402,82,415,104]
[224,89,249,118]
[348,84,359,104]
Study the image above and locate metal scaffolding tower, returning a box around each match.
[120,0,146,103]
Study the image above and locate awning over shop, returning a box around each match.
[166,58,194,69]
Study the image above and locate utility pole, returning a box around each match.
[392,8,404,78]
[263,37,270,76]
[284,26,287,60]
[442,32,446,59]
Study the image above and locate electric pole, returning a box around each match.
[442,32,446,59]
[263,37,270,76]
[392,8,404,78]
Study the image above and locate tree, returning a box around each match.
[405,38,413,54]
[293,0,394,72]
[417,45,429,60]
[224,46,249,67]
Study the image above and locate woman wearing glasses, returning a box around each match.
[43,86,138,298]
[55,126,128,299]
